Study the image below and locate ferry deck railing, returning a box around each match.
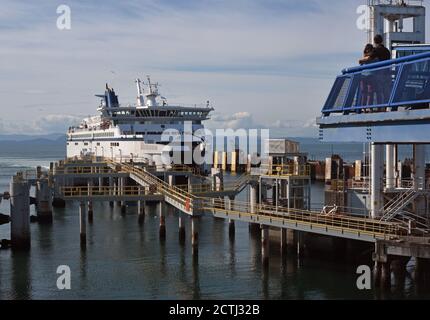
[322,51,430,116]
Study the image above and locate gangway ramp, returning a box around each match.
[120,163,198,215]
[201,198,404,242]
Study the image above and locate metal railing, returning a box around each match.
[257,164,310,177]
[120,162,196,210]
[203,198,403,239]
[54,167,114,175]
[322,51,430,115]
[61,185,151,197]
[57,157,416,239]
[175,176,251,194]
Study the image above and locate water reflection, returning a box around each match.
[3,182,430,299]
[192,252,200,300]
[79,247,87,291]
[229,236,236,277]
[11,251,31,299]
[37,221,53,252]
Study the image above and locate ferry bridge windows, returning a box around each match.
[110,142,119,147]
[96,142,100,146]
[322,57,430,116]
[323,76,351,114]
[75,142,78,146]
[392,59,430,108]
[345,65,398,113]
[93,132,114,138]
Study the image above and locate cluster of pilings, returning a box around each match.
[2,166,54,250]
[247,183,305,267]
[373,240,430,290]
[4,157,430,295]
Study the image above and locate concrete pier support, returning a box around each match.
[391,256,409,290]
[138,200,145,225]
[280,228,287,254]
[373,242,392,288]
[114,178,121,206]
[414,257,430,284]
[250,184,258,213]
[178,216,185,243]
[79,201,86,248]
[159,202,166,240]
[248,222,260,234]
[191,217,199,256]
[373,260,382,287]
[261,225,269,266]
[36,178,53,223]
[296,231,305,256]
[380,259,392,288]
[228,219,235,239]
[88,200,93,223]
[10,175,31,250]
[120,177,126,215]
[249,184,260,233]
[226,196,235,239]
[108,177,114,207]
[120,204,127,215]
[286,229,297,252]
[371,143,384,219]
[52,162,66,208]
[386,144,396,189]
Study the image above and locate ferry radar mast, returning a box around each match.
[135,78,145,108]
[144,76,160,107]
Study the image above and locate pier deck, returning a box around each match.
[52,158,421,243]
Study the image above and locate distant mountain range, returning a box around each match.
[0,134,66,157]
[0,133,65,142]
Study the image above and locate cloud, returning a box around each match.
[209,112,262,130]
[0,114,81,134]
[33,114,82,133]
[207,111,318,137]
[0,0,408,136]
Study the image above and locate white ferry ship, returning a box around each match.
[66,77,214,168]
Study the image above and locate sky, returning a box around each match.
[0,0,426,137]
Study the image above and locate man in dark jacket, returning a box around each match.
[371,34,392,107]
[371,34,391,61]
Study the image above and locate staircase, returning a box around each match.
[232,173,254,193]
[390,209,430,235]
[379,187,421,222]
[120,163,200,215]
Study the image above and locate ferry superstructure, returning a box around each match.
[66,77,214,168]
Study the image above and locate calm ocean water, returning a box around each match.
[0,142,429,299]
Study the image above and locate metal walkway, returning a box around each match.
[52,157,413,242]
[201,198,404,243]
